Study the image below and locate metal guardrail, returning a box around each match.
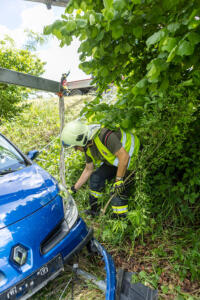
[0,68,60,93]
[25,0,69,8]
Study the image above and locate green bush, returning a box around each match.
[0,38,45,121]
[44,0,200,230]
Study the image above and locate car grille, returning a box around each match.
[40,219,69,255]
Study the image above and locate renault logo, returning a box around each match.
[12,245,28,266]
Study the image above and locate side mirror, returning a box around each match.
[27,150,39,160]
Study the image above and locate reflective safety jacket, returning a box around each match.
[86,129,140,170]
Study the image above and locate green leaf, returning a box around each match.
[160,78,169,90]
[96,30,105,41]
[180,79,193,86]
[167,22,180,33]
[147,64,159,79]
[187,32,200,45]
[132,0,141,4]
[121,118,131,129]
[78,40,90,53]
[146,30,166,47]
[103,0,113,9]
[177,40,194,56]
[64,35,73,46]
[80,1,87,10]
[91,27,98,38]
[161,37,177,52]
[43,25,52,35]
[161,285,169,294]
[113,0,126,11]
[65,3,74,14]
[166,45,178,62]
[101,67,109,76]
[52,20,64,30]
[79,61,93,74]
[123,43,132,53]
[136,78,147,88]
[76,19,87,28]
[103,8,114,20]
[89,14,96,25]
[139,270,147,278]
[52,29,62,39]
[188,19,200,30]
[111,24,124,39]
[65,20,76,32]
[132,26,142,38]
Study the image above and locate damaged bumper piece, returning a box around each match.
[72,238,158,300]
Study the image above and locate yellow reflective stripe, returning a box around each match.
[112,205,128,209]
[112,205,128,214]
[113,157,118,166]
[90,189,102,198]
[129,134,135,157]
[112,209,128,214]
[121,131,127,147]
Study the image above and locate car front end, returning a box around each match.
[0,133,93,300]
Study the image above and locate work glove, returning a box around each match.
[113,180,125,195]
[69,185,77,195]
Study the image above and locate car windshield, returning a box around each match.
[0,135,26,175]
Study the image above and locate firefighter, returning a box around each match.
[61,120,140,218]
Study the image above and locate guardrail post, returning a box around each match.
[58,94,66,186]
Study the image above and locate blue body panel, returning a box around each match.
[0,154,90,294]
[0,190,89,293]
[0,134,117,299]
[0,164,58,229]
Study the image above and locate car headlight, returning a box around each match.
[58,183,78,229]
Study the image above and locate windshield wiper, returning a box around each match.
[0,163,26,175]
[0,169,15,175]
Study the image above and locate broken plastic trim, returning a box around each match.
[89,239,116,300]
[66,238,116,299]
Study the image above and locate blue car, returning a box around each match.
[0,133,116,300]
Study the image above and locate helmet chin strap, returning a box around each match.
[83,140,93,152]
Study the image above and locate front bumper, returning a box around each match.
[0,222,93,300]
[0,255,64,300]
[64,227,93,262]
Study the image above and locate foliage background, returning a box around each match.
[0,37,45,122]
[43,0,200,282]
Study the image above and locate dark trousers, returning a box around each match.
[89,163,132,214]
[89,163,117,211]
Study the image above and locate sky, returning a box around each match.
[0,0,87,82]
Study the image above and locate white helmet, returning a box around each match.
[61,120,101,147]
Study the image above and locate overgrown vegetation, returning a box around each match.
[1,97,199,299]
[44,0,200,217]
[0,37,45,122]
[43,0,200,285]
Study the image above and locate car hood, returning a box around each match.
[0,164,58,229]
